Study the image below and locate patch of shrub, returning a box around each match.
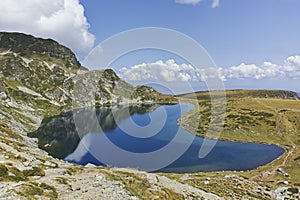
[23,167,45,177]
[287,187,299,194]
[0,164,8,176]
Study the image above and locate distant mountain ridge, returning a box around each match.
[178,89,299,100]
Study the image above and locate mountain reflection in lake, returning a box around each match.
[29,104,285,173]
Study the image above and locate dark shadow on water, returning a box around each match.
[28,104,161,159]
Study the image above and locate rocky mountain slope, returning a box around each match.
[0,32,175,132]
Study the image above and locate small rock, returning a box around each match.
[44,144,51,147]
[71,186,81,191]
[8,172,15,177]
[283,181,289,185]
[12,181,25,188]
[85,163,96,168]
[125,176,134,183]
[92,182,102,188]
[180,174,191,181]
[0,91,7,99]
[82,188,88,193]
[277,168,289,177]
[44,161,56,167]
[224,175,232,179]
[45,168,66,175]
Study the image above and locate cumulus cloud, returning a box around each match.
[119,59,200,82]
[118,55,300,82]
[225,63,266,80]
[175,0,219,8]
[0,0,95,58]
[224,56,300,80]
[283,55,300,79]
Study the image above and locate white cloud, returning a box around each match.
[119,59,200,82]
[175,0,219,8]
[225,56,300,80]
[225,63,266,80]
[211,0,219,8]
[118,55,300,83]
[0,0,95,58]
[282,55,300,79]
[175,0,202,5]
[198,67,226,81]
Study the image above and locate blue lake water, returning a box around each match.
[30,104,285,173]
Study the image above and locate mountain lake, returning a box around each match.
[30,103,285,173]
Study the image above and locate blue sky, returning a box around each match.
[80,0,300,68]
[78,0,300,92]
[1,0,300,92]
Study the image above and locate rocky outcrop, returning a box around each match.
[0,32,81,68]
[0,89,6,99]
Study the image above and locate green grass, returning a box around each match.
[54,177,69,185]
[17,182,58,200]
[0,164,8,177]
[101,170,185,200]
[0,164,48,182]
[23,167,45,177]
[178,95,300,191]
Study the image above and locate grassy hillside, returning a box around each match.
[178,91,300,193]
[178,89,299,100]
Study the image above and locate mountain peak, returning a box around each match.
[0,32,80,69]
